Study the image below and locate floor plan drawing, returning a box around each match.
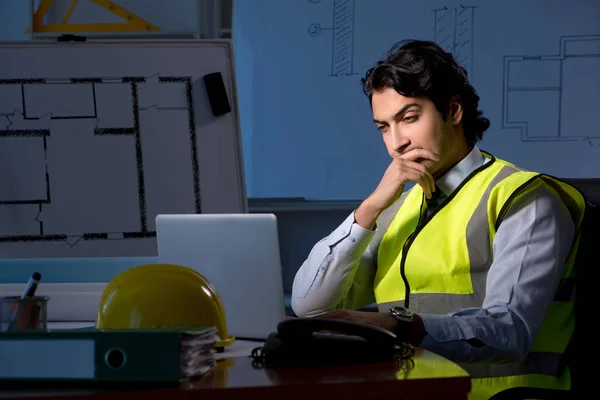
[502,34,600,147]
[307,0,357,78]
[307,2,476,79]
[0,75,203,256]
[432,5,476,76]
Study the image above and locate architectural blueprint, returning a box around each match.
[0,38,248,261]
[502,34,600,147]
[307,0,357,77]
[0,75,203,257]
[307,1,476,79]
[234,0,600,200]
[432,5,476,76]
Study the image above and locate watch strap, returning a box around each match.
[388,307,413,343]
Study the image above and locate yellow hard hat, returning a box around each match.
[95,263,235,348]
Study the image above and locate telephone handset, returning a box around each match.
[277,317,397,347]
[251,318,414,367]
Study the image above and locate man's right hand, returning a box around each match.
[355,149,439,230]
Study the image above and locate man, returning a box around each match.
[291,40,586,399]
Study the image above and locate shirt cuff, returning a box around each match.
[419,313,474,343]
[325,211,376,249]
[349,210,378,239]
[418,313,500,363]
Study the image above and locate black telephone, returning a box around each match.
[251,318,414,368]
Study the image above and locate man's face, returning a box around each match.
[371,88,461,178]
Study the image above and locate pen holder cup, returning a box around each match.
[0,296,49,331]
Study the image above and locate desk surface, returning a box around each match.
[0,340,470,400]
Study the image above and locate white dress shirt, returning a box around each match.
[291,146,575,363]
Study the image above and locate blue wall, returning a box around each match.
[0,0,345,291]
[4,0,598,294]
[234,0,600,200]
[0,0,29,40]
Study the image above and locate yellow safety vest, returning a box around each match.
[374,152,585,400]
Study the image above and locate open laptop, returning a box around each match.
[155,213,286,340]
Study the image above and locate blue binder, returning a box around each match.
[0,327,218,383]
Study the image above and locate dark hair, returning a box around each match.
[361,40,490,145]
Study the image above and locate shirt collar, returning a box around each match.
[435,145,486,197]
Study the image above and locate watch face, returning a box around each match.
[392,306,413,318]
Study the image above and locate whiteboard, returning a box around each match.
[233,0,600,200]
[0,39,247,259]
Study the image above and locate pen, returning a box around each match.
[6,272,42,330]
[21,272,42,298]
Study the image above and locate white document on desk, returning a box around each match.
[215,340,263,360]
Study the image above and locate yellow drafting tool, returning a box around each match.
[25,0,160,34]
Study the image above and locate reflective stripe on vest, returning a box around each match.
[374,153,585,391]
[376,276,574,314]
[374,158,544,312]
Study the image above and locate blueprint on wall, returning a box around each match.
[0,41,246,259]
[234,0,600,200]
[502,35,600,146]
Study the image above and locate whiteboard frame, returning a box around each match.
[0,38,248,213]
[0,38,248,259]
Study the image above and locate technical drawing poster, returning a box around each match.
[234,0,600,200]
[0,41,246,259]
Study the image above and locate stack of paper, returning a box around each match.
[180,328,220,380]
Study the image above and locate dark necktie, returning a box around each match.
[425,186,443,218]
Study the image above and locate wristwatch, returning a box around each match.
[388,306,414,343]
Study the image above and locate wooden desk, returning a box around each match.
[0,346,470,400]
